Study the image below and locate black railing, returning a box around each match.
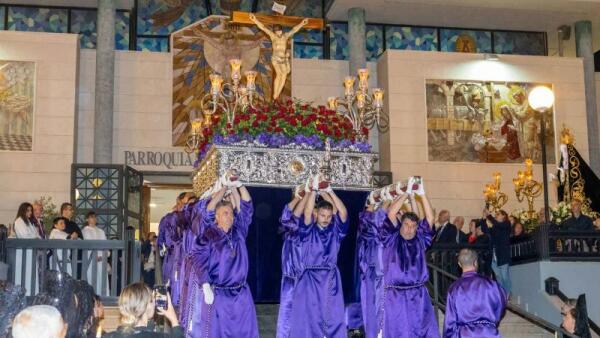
[1,228,141,303]
[427,260,579,337]
[545,277,600,336]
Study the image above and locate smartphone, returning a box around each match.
[154,285,168,311]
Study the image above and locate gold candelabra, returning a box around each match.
[483,172,508,211]
[185,58,265,153]
[185,102,215,153]
[327,68,389,141]
[512,159,542,219]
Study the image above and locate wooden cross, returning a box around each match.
[230,11,324,30]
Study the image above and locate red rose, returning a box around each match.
[275,127,283,133]
[226,123,232,129]
[267,126,273,132]
[252,121,259,128]
[334,130,341,138]
[234,116,241,124]
[242,127,249,133]
[362,127,369,135]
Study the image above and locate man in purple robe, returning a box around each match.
[378,177,440,338]
[157,192,189,289]
[443,248,507,338]
[287,175,349,338]
[188,181,258,338]
[276,186,307,338]
[358,196,389,338]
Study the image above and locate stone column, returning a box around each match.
[348,7,366,76]
[93,0,115,163]
[575,20,600,173]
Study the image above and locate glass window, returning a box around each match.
[137,0,207,35]
[440,28,491,53]
[385,26,438,51]
[7,6,68,33]
[493,31,546,55]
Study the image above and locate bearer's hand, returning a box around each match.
[413,176,426,196]
[312,174,321,191]
[202,283,214,305]
[367,191,377,206]
[406,177,415,195]
[295,185,305,199]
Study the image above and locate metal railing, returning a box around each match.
[1,227,141,303]
[427,261,579,338]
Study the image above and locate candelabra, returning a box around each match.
[512,159,542,219]
[327,68,389,141]
[483,172,508,211]
[185,102,215,153]
[185,58,265,153]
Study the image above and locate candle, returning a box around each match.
[344,76,355,96]
[357,68,369,90]
[229,58,242,81]
[525,158,533,168]
[190,118,202,134]
[210,74,223,96]
[356,92,366,109]
[327,97,337,110]
[244,70,257,91]
[372,88,384,108]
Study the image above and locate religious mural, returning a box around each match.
[426,80,555,164]
[171,15,292,146]
[0,61,35,152]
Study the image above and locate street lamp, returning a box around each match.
[528,86,555,224]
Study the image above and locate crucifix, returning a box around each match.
[231,11,324,101]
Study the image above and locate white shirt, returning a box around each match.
[49,228,70,240]
[14,218,40,239]
[82,226,107,240]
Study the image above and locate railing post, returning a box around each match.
[536,223,550,260]
[0,225,8,281]
[433,267,440,324]
[125,226,136,285]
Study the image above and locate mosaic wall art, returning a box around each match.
[366,24,383,61]
[0,61,36,151]
[256,0,322,17]
[293,28,323,44]
[0,7,5,30]
[293,44,323,59]
[440,29,491,53]
[7,7,68,33]
[385,26,438,51]
[426,79,555,164]
[137,37,169,52]
[171,16,289,146]
[137,0,207,36]
[210,0,253,15]
[494,31,546,56]
[329,22,348,60]
[71,9,130,50]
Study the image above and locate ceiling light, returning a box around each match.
[484,53,499,61]
[149,203,157,208]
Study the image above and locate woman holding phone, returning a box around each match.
[103,282,182,338]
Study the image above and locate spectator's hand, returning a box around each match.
[70,232,79,239]
[157,293,179,327]
[202,283,214,305]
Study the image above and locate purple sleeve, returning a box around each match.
[417,219,435,248]
[157,215,168,248]
[443,287,459,338]
[280,205,299,232]
[334,214,349,239]
[235,200,253,238]
[191,235,212,284]
[377,216,398,247]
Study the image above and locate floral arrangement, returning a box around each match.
[510,209,539,232]
[38,195,59,234]
[195,100,371,166]
[550,201,571,225]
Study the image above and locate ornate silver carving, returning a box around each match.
[193,144,378,192]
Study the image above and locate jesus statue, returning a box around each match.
[249,13,308,100]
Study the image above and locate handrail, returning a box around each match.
[5,239,128,249]
[427,262,580,338]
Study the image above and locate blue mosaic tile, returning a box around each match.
[294,28,323,44]
[0,7,5,30]
[385,26,438,51]
[115,11,130,50]
[137,0,207,36]
[7,6,68,33]
[366,24,383,61]
[256,0,322,17]
[137,37,169,52]
[493,31,545,55]
[329,22,348,60]
[440,29,491,53]
[293,44,323,59]
[71,10,130,50]
[209,0,252,15]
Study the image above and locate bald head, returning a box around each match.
[458,248,478,272]
[12,305,67,338]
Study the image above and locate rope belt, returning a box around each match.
[458,320,496,327]
[304,265,335,271]
[213,282,246,290]
[384,282,425,290]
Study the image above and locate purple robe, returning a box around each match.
[276,205,303,338]
[170,210,187,307]
[157,212,178,288]
[358,209,386,338]
[178,198,210,332]
[443,271,507,338]
[187,200,258,338]
[378,217,440,338]
[288,214,348,338]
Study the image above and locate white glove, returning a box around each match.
[406,176,415,195]
[322,183,333,194]
[381,186,392,201]
[213,177,223,193]
[231,178,243,188]
[312,174,321,191]
[202,283,214,305]
[219,173,229,187]
[413,176,425,196]
[159,244,167,257]
[368,191,377,205]
[377,329,383,338]
[395,181,407,195]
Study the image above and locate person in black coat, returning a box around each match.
[481,207,512,295]
[60,203,84,239]
[434,210,461,243]
[103,282,182,338]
